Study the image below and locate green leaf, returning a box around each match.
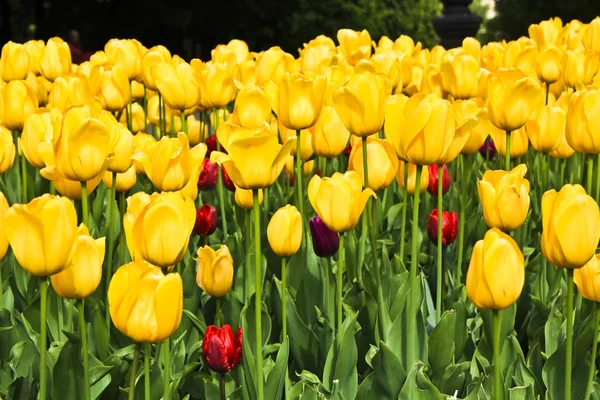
[52,334,84,400]
[264,337,289,400]
[429,310,457,385]
[322,311,358,399]
[398,362,443,400]
[285,288,321,373]
[241,305,257,400]
[183,309,207,337]
[371,341,406,399]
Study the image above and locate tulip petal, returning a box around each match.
[154,273,183,341]
[4,205,46,275]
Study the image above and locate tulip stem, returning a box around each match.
[245,210,252,302]
[408,166,423,369]
[322,156,328,177]
[219,373,226,400]
[215,298,221,327]
[585,303,600,400]
[252,191,264,400]
[505,131,511,171]
[39,278,47,400]
[21,151,27,203]
[545,82,550,106]
[596,154,600,203]
[436,164,443,325]
[281,257,287,339]
[81,183,89,227]
[337,234,345,346]
[295,130,305,244]
[120,192,126,265]
[492,308,502,400]
[399,164,409,262]
[128,343,141,400]
[158,92,165,137]
[144,343,150,400]
[180,111,187,134]
[456,155,466,285]
[215,109,228,239]
[127,87,133,132]
[77,300,91,400]
[586,155,594,195]
[163,337,171,400]
[560,158,566,188]
[143,87,148,134]
[566,268,574,400]
[49,182,56,196]
[105,172,117,334]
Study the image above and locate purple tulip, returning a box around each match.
[309,216,339,258]
[479,137,497,160]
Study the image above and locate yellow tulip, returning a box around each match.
[104,39,142,82]
[234,186,263,210]
[332,71,391,137]
[4,194,78,276]
[106,124,134,173]
[310,106,350,158]
[563,50,599,89]
[0,126,15,174]
[103,166,137,193]
[152,61,200,111]
[40,37,72,82]
[440,53,479,99]
[542,184,600,268]
[490,126,529,159]
[89,63,131,112]
[550,135,576,159]
[503,39,537,77]
[421,63,446,98]
[1,41,30,82]
[256,47,294,85]
[131,80,144,100]
[0,193,7,260]
[487,69,543,131]
[196,245,234,297]
[127,192,196,268]
[232,84,272,129]
[394,35,420,57]
[308,171,375,233]
[439,99,480,163]
[134,133,206,191]
[141,45,172,90]
[51,224,105,299]
[384,92,457,165]
[279,124,313,161]
[583,17,600,53]
[462,37,481,61]
[300,36,336,75]
[525,105,565,153]
[211,44,238,66]
[24,40,44,76]
[210,123,294,190]
[566,89,600,154]
[574,254,600,302]
[278,73,326,131]
[108,261,183,343]
[477,164,530,232]
[47,74,96,111]
[348,136,398,191]
[132,133,157,174]
[337,29,371,66]
[481,42,505,73]
[187,114,208,146]
[536,44,562,84]
[21,109,60,168]
[199,61,237,109]
[369,52,403,90]
[395,161,429,195]
[123,192,151,262]
[466,228,524,310]
[267,205,302,257]
[0,80,38,131]
[529,18,562,47]
[120,102,146,133]
[26,72,48,106]
[226,39,250,64]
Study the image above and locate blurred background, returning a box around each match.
[1,0,600,59]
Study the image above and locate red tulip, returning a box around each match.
[202,324,242,374]
[479,138,496,160]
[206,135,226,157]
[194,204,217,236]
[427,209,458,246]
[427,164,451,196]
[221,165,236,192]
[198,158,218,191]
[343,144,352,156]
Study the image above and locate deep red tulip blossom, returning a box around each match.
[427,209,458,246]
[221,165,236,192]
[202,324,242,374]
[309,216,339,258]
[479,138,496,160]
[427,164,451,196]
[206,134,226,157]
[198,158,218,191]
[194,204,217,236]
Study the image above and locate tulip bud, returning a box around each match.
[196,245,234,297]
[194,204,217,237]
[348,136,398,191]
[234,186,263,210]
[267,205,302,257]
[337,29,372,66]
[152,61,200,111]
[278,73,326,130]
[479,138,496,159]
[466,228,525,310]
[525,105,565,153]
[566,89,600,154]
[309,216,339,258]
[198,158,218,191]
[89,63,131,112]
[427,164,451,196]
[105,39,142,82]
[0,80,39,131]
[24,40,44,76]
[102,167,137,193]
[202,324,242,373]
[574,254,600,302]
[199,62,237,109]
[310,106,350,158]
[205,134,220,157]
[426,209,458,246]
[1,41,30,82]
[40,37,72,82]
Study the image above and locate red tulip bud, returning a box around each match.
[427,209,458,246]
[343,144,352,156]
[221,165,236,192]
[194,204,217,236]
[479,138,496,160]
[206,135,226,157]
[202,324,242,374]
[427,164,451,196]
[198,158,218,191]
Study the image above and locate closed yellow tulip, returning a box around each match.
[462,37,481,61]
[542,184,600,268]
[481,42,505,73]
[109,261,183,343]
[47,74,95,112]
[529,18,562,47]
[490,126,529,159]
[132,133,157,175]
[51,224,105,299]
[256,47,292,85]
[141,45,171,90]
[560,19,584,50]
[477,164,530,232]
[128,191,196,268]
[120,102,146,133]
[279,73,326,131]
[123,192,151,262]
[26,72,48,106]
[279,124,313,161]
[574,254,600,302]
[0,80,38,131]
[563,50,599,89]
[536,44,562,84]
[187,114,207,146]
[89,63,131,112]
[40,37,72,82]
[267,205,302,257]
[384,92,456,165]
[525,105,565,153]
[308,171,375,233]
[459,100,488,155]
[4,194,78,276]
[440,53,479,99]
[396,161,429,195]
[337,29,371,66]
[310,106,350,158]
[439,99,480,163]
[134,132,206,191]
[210,122,294,190]
[487,69,543,131]
[348,136,398,191]
[422,63,446,98]
[24,40,44,76]
[235,59,257,88]
[503,39,537,77]
[199,61,237,109]
[196,245,234,297]
[131,80,144,100]
[106,124,134,173]
[565,89,600,154]
[466,228,524,310]
[369,52,403,90]
[0,193,8,260]
[21,109,60,168]
[211,44,238,66]
[300,36,336,75]
[332,71,391,137]
[1,41,30,82]
[550,135,576,159]
[583,17,600,53]
[105,39,142,82]
[103,166,137,193]
[152,61,200,111]
[234,185,263,210]
[0,126,15,174]
[233,84,272,129]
